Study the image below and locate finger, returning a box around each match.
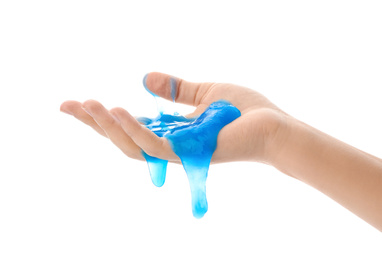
[110,107,178,162]
[60,100,107,137]
[82,100,143,160]
[143,72,215,107]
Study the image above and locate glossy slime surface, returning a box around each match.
[140,78,241,218]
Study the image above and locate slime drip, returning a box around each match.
[140,76,241,218]
[139,101,241,218]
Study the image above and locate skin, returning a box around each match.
[60,72,382,231]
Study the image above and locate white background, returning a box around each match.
[1,0,381,259]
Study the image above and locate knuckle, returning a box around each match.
[109,107,124,114]
[99,116,117,130]
[120,145,144,160]
[143,146,158,158]
[83,99,99,110]
[145,138,169,158]
[123,150,143,161]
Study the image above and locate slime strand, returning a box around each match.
[140,100,241,218]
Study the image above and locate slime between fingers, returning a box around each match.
[139,81,241,218]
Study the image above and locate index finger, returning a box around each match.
[143,72,214,107]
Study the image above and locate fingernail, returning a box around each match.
[142,73,157,97]
[60,108,72,115]
[143,73,148,88]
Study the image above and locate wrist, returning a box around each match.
[264,113,323,180]
[262,111,297,167]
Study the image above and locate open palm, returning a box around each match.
[60,72,286,164]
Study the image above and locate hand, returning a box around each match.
[60,72,288,164]
[60,72,382,230]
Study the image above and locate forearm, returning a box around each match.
[269,116,382,231]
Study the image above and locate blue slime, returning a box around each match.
[140,80,241,218]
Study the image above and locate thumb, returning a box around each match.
[143,72,214,107]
